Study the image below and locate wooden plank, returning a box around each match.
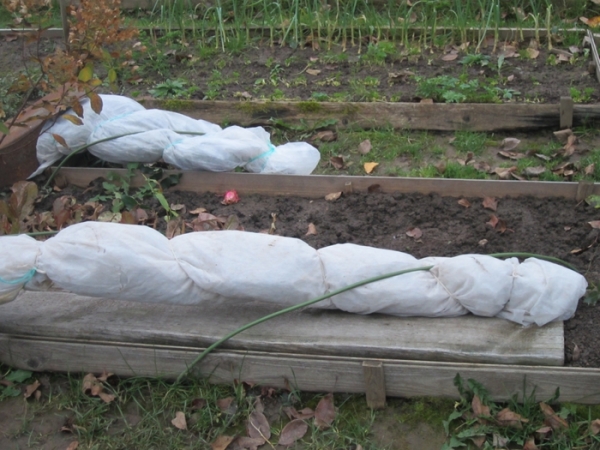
[58,168,600,200]
[363,361,386,409]
[139,99,569,131]
[560,96,574,128]
[588,29,600,85]
[0,292,564,366]
[0,336,598,403]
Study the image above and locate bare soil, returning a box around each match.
[0,33,598,105]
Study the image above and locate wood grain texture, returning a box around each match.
[0,292,564,365]
[58,168,600,200]
[0,336,597,403]
[560,96,574,129]
[138,99,574,131]
[363,361,386,409]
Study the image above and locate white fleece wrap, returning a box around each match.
[0,222,587,326]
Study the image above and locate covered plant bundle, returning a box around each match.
[0,222,587,326]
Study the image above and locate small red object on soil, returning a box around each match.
[222,190,240,205]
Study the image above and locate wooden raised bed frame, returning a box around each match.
[1,170,600,405]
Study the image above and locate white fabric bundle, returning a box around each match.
[0,222,587,326]
[33,95,321,176]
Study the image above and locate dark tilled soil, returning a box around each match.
[33,181,600,367]
[0,34,598,105]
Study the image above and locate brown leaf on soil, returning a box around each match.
[305,223,317,236]
[526,48,540,59]
[419,98,434,104]
[478,239,488,247]
[496,407,529,428]
[358,139,372,155]
[66,441,79,450]
[234,436,265,450]
[572,344,581,361]
[406,227,422,239]
[501,137,521,151]
[306,69,321,76]
[24,380,40,399]
[283,407,315,420]
[312,130,337,142]
[278,419,309,446]
[325,192,342,201]
[329,156,345,170]
[523,166,546,177]
[585,163,596,175]
[441,52,458,61]
[589,221,600,229]
[590,418,600,435]
[498,150,525,160]
[553,128,573,144]
[523,437,539,450]
[482,197,498,211]
[217,397,235,412]
[81,373,115,404]
[247,410,271,440]
[540,402,568,430]
[472,395,490,423]
[190,207,207,214]
[473,161,491,173]
[4,34,18,42]
[211,435,235,450]
[470,435,486,448]
[166,217,185,239]
[171,411,187,430]
[364,162,379,174]
[536,425,553,439]
[458,198,471,208]
[493,166,517,179]
[120,210,136,224]
[98,392,116,403]
[314,393,336,429]
[487,214,499,228]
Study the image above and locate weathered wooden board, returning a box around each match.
[58,168,600,200]
[138,99,581,131]
[0,292,564,365]
[0,336,598,404]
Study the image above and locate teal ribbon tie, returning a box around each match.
[0,268,37,285]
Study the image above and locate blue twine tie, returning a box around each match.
[0,268,37,285]
[247,144,276,171]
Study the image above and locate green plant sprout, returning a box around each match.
[149,79,198,99]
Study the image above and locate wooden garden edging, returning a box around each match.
[137,99,600,132]
[1,171,599,403]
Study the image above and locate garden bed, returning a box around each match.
[2,171,600,403]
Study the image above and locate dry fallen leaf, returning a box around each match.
[588,221,600,229]
[306,223,317,236]
[364,162,379,174]
[234,436,265,450]
[498,150,525,160]
[540,402,568,430]
[478,239,488,247]
[493,166,517,179]
[283,406,315,420]
[590,418,600,435]
[330,156,345,170]
[314,393,336,429]
[482,197,498,211]
[526,48,540,59]
[523,437,539,450]
[312,130,337,142]
[325,192,342,201]
[501,137,521,151]
[217,397,237,414]
[306,69,321,76]
[171,411,187,430]
[358,139,372,155]
[190,207,207,215]
[66,442,79,450]
[585,163,596,175]
[24,380,40,399]
[523,166,546,177]
[441,53,458,61]
[572,344,581,362]
[211,435,235,450]
[472,395,490,423]
[406,227,423,239]
[496,407,529,428]
[278,419,309,446]
[458,198,471,208]
[247,410,271,440]
[487,214,499,228]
